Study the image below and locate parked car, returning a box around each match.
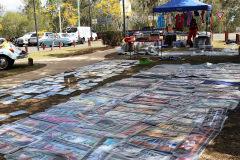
[0,42,28,70]
[39,33,73,47]
[66,26,98,44]
[0,38,4,45]
[17,32,34,47]
[29,32,52,46]
[10,37,19,45]
[58,33,75,44]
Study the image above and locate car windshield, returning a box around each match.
[31,34,39,37]
[23,33,32,37]
[45,33,52,36]
[48,34,58,38]
[61,34,70,37]
[67,28,77,33]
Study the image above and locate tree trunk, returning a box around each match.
[51,39,55,50]
[51,38,57,51]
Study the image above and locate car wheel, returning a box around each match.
[18,44,23,47]
[0,56,11,70]
[60,42,64,47]
[80,38,85,44]
[68,43,72,46]
[40,43,45,48]
[9,59,15,67]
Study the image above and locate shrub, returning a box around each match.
[102,31,123,46]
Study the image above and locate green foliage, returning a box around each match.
[132,21,150,30]
[0,12,26,38]
[102,31,123,46]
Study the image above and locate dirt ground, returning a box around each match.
[1,53,240,159]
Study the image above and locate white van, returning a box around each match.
[66,27,97,44]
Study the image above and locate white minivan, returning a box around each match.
[66,27,97,44]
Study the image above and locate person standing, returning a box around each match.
[186,19,198,47]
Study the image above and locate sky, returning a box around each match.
[1,0,47,13]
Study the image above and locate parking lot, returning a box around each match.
[19,41,104,53]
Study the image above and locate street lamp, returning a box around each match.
[33,0,39,51]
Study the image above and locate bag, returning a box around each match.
[226,39,235,44]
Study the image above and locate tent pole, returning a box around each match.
[206,10,208,36]
[153,11,154,28]
[211,10,213,42]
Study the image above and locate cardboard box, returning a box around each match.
[150,33,159,39]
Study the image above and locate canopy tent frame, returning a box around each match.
[152,0,212,37]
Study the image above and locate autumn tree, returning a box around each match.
[96,0,134,31]
[42,2,78,50]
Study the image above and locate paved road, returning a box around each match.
[19,41,104,53]
[212,33,240,41]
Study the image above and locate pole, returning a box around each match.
[127,17,128,36]
[59,7,62,33]
[88,0,92,41]
[95,17,96,31]
[77,0,80,27]
[122,0,126,38]
[33,0,39,51]
[220,19,221,33]
[153,11,154,28]
[107,16,108,31]
[206,11,207,36]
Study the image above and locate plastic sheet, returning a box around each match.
[2,62,240,159]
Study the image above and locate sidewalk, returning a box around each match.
[0,49,116,89]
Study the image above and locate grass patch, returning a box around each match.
[0,63,46,79]
[212,40,239,49]
[16,45,110,61]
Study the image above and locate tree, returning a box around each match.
[42,2,78,50]
[95,0,134,31]
[0,4,5,17]
[0,12,26,38]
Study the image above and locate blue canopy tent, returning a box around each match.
[153,0,212,13]
[152,0,212,42]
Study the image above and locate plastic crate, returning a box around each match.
[172,41,181,48]
[199,45,205,50]
[162,45,169,48]
[205,45,213,51]
[139,57,150,65]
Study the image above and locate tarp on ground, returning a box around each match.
[153,0,212,13]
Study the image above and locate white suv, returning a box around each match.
[29,32,52,46]
[17,32,34,47]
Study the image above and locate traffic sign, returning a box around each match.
[216,12,224,19]
[98,17,105,25]
[107,18,112,23]
[92,19,97,25]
